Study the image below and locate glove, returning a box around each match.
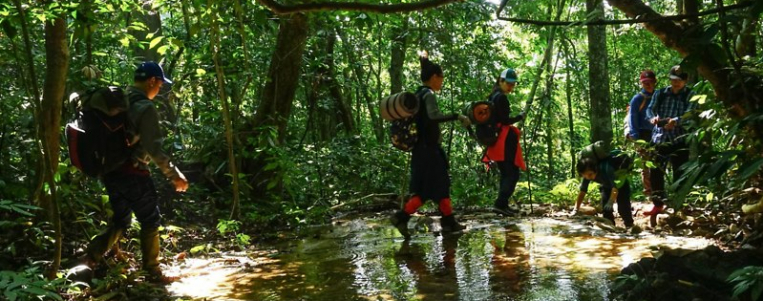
[458,114,471,127]
[603,201,614,212]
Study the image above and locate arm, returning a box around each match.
[493,93,522,125]
[675,89,697,125]
[604,187,618,211]
[627,95,641,139]
[423,93,458,123]
[646,89,659,124]
[575,191,586,212]
[575,179,591,212]
[136,104,188,191]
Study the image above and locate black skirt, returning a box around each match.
[409,144,450,201]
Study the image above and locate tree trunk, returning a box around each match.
[325,29,355,134]
[40,14,69,279]
[246,13,309,195]
[587,0,613,144]
[209,0,242,219]
[389,19,408,94]
[566,60,576,178]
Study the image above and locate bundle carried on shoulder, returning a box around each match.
[379,90,426,152]
[66,86,135,177]
[465,92,499,146]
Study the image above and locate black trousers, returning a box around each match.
[649,141,689,206]
[102,172,162,229]
[495,130,520,208]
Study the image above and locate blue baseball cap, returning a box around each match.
[135,61,173,84]
[500,68,518,83]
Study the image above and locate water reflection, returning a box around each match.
[168,216,712,300]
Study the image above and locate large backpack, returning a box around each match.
[578,140,611,164]
[65,86,134,177]
[386,88,429,152]
[579,141,633,171]
[469,92,501,146]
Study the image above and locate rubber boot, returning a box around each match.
[440,215,465,233]
[85,226,124,266]
[390,210,411,239]
[140,227,177,284]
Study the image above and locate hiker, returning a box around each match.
[482,68,526,216]
[626,70,656,197]
[573,151,634,228]
[390,51,471,239]
[644,65,696,219]
[83,61,189,283]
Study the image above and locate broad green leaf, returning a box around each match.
[737,158,763,181]
[157,45,169,55]
[149,36,164,50]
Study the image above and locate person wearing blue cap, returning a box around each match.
[83,61,188,284]
[484,68,526,216]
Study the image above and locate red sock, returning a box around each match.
[439,198,453,216]
[404,195,423,215]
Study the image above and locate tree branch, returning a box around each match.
[496,1,753,26]
[255,0,460,14]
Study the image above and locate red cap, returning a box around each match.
[639,70,656,83]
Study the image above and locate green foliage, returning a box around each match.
[217,219,251,247]
[0,267,65,301]
[727,266,763,301]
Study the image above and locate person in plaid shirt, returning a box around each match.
[643,65,697,223]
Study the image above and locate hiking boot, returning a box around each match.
[86,226,124,264]
[643,204,664,216]
[390,211,411,239]
[440,215,465,233]
[492,205,517,216]
[140,227,178,284]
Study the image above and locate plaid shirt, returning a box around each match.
[646,86,696,144]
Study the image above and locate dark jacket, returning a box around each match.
[126,86,182,180]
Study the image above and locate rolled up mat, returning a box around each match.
[380,92,419,121]
[466,100,493,125]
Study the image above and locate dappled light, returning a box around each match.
[168,215,712,300]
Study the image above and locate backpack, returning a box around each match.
[470,92,501,146]
[578,140,611,164]
[65,86,135,177]
[608,149,633,171]
[623,92,651,138]
[387,88,429,152]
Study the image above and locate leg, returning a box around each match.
[128,175,174,283]
[617,181,634,227]
[439,198,465,232]
[668,141,690,202]
[391,195,422,239]
[647,144,669,214]
[86,174,134,263]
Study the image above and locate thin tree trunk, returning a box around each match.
[209,0,242,219]
[566,59,575,178]
[587,0,613,144]
[40,13,69,279]
[389,18,408,94]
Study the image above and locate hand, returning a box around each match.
[173,173,189,192]
[458,114,471,127]
[603,201,614,212]
[650,117,660,125]
[664,118,677,130]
